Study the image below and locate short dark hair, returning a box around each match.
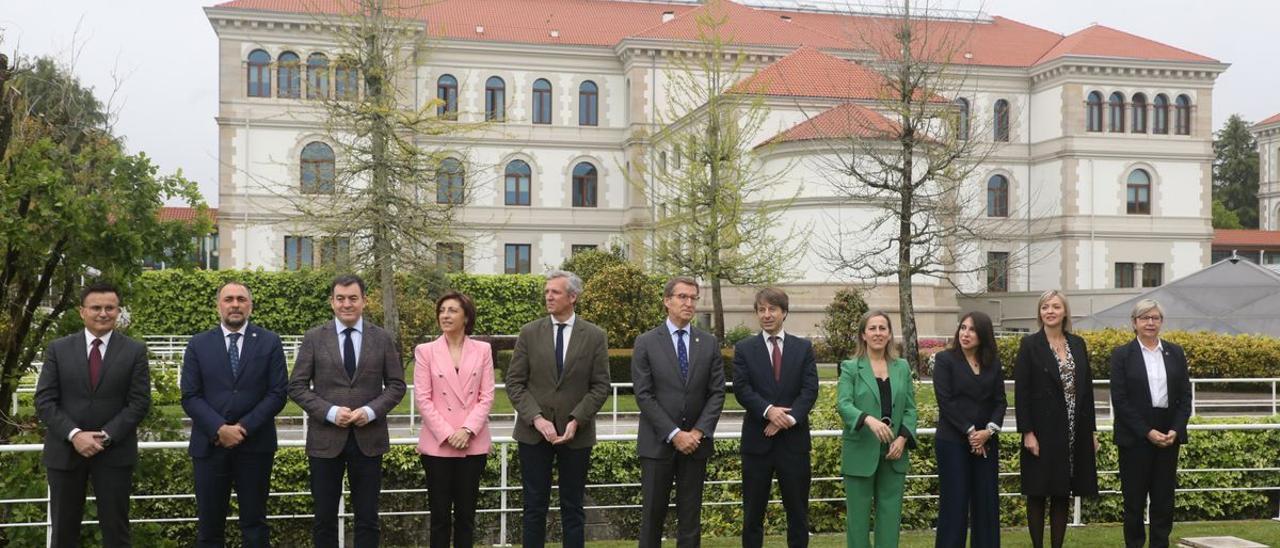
[436,291,477,335]
[331,274,367,296]
[80,282,122,306]
[753,287,789,313]
[947,311,999,370]
[216,280,253,301]
[663,276,699,298]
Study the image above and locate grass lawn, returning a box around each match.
[552,520,1280,547]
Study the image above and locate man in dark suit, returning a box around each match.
[732,287,819,548]
[507,270,611,548]
[35,282,151,547]
[288,274,406,548]
[631,276,725,548]
[181,281,288,547]
[1109,299,1192,548]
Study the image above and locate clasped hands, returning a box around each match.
[70,431,108,458]
[671,428,704,455]
[1146,429,1177,448]
[763,406,797,438]
[967,428,992,457]
[862,415,907,461]
[533,416,580,446]
[214,423,247,448]
[333,406,372,428]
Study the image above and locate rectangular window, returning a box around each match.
[317,237,350,268]
[504,244,531,274]
[437,243,464,272]
[1142,263,1163,287]
[284,236,314,271]
[986,252,1009,292]
[571,245,597,256]
[1115,262,1135,288]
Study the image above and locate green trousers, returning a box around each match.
[843,458,906,548]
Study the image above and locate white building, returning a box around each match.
[206,0,1227,334]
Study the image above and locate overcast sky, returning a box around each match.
[2,0,1277,207]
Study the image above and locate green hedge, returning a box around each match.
[997,329,1280,379]
[494,348,737,386]
[2,385,1274,545]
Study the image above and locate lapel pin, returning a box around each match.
[695,338,700,344]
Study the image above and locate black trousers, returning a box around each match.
[638,453,707,548]
[421,454,487,548]
[309,433,383,548]
[517,441,592,548]
[741,447,810,548]
[1119,409,1179,548]
[47,461,134,548]
[934,437,1001,548]
[193,447,275,547]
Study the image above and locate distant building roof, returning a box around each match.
[732,46,886,100]
[1212,229,1280,249]
[1034,24,1218,65]
[762,103,899,146]
[1254,113,1280,129]
[158,207,217,224]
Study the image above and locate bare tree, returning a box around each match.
[639,0,807,340]
[815,0,1031,370]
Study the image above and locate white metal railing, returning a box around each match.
[0,423,1276,547]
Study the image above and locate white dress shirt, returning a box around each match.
[1139,339,1169,408]
[550,313,576,364]
[221,323,247,352]
[665,318,693,443]
[70,330,116,441]
[327,318,376,424]
[760,330,795,425]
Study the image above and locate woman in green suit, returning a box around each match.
[838,310,918,548]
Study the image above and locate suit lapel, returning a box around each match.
[758,335,780,390]
[95,333,124,393]
[557,321,586,386]
[858,359,881,409]
[71,335,91,394]
[656,326,682,385]
[434,338,466,400]
[234,326,257,383]
[1038,333,1065,396]
[320,323,348,384]
[1128,341,1152,406]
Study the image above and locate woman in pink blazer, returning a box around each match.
[414,291,494,548]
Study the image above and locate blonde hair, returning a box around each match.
[1035,289,1073,332]
[853,310,899,361]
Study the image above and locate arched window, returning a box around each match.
[436,157,464,204]
[532,78,552,125]
[334,58,358,100]
[485,76,505,122]
[986,174,1009,217]
[954,98,970,140]
[1127,169,1151,214]
[579,81,599,126]
[301,142,335,194]
[277,52,301,99]
[572,162,598,207]
[1131,93,1147,133]
[1175,94,1192,135]
[306,53,329,100]
[1108,92,1125,133]
[505,160,531,205]
[993,99,1010,142]
[247,49,272,97]
[1086,91,1103,132]
[437,74,458,118]
[1153,94,1170,135]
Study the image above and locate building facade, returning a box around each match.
[207,0,1226,334]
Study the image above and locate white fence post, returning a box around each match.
[338,484,346,548]
[1072,496,1082,526]
[499,443,509,546]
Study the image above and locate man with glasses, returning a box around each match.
[631,276,725,548]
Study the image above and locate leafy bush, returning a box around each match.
[818,287,869,362]
[997,328,1280,380]
[129,269,335,336]
[364,268,452,357]
[725,324,755,346]
[558,245,626,285]
[577,263,665,349]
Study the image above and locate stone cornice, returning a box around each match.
[1030,56,1229,88]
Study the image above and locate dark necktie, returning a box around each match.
[676,329,689,382]
[770,336,782,382]
[555,323,567,378]
[343,327,357,379]
[228,333,242,377]
[89,339,103,389]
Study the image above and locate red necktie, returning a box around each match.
[770,336,782,382]
[89,339,103,389]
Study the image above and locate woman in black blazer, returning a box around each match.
[1014,290,1099,548]
[1109,299,1191,548]
[933,311,1007,548]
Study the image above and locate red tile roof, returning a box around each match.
[1255,113,1280,129]
[1212,229,1280,248]
[158,207,217,223]
[211,0,1217,68]
[630,0,846,49]
[1035,24,1217,64]
[762,103,899,146]
[732,47,887,100]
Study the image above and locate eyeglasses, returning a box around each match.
[1136,315,1163,323]
[670,293,698,302]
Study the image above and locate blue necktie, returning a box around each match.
[228,333,241,377]
[555,323,567,378]
[342,327,357,379]
[676,329,689,382]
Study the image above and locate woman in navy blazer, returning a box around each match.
[414,291,495,548]
[932,311,1006,548]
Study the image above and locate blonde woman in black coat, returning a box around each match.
[1014,290,1099,548]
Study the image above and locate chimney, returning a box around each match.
[475,25,485,34]
[780,15,792,22]
[662,11,675,23]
